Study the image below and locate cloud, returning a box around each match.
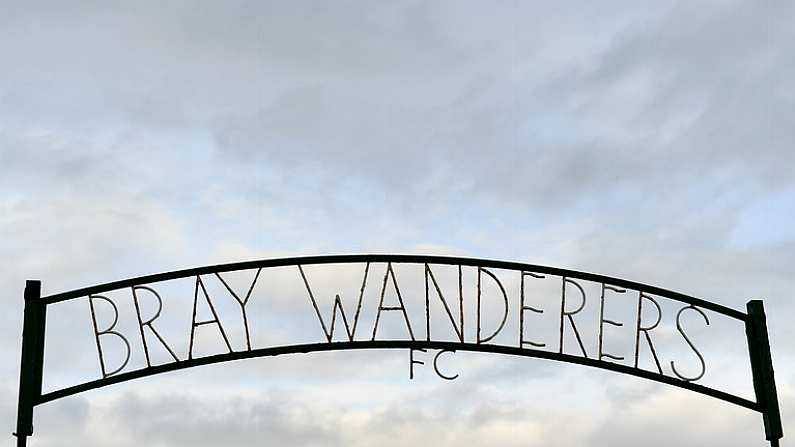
[1,1,792,446]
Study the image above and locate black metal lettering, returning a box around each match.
[634,292,664,374]
[598,284,625,362]
[671,305,710,382]
[372,263,415,341]
[88,295,131,378]
[17,254,782,447]
[433,349,459,380]
[425,264,464,342]
[299,263,370,342]
[559,277,588,358]
[477,267,509,344]
[409,348,426,380]
[215,268,262,351]
[520,271,545,348]
[131,286,179,367]
[188,276,233,359]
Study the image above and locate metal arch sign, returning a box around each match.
[14,254,783,446]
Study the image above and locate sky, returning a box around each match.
[1,1,794,446]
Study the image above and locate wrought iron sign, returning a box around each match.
[14,254,783,446]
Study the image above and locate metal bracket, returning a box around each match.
[746,300,783,447]
[14,280,46,447]
[10,256,787,445]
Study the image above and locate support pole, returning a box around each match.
[746,300,783,446]
[14,280,46,447]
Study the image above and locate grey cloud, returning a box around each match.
[207,0,794,215]
[2,0,792,224]
[32,375,767,447]
[27,381,590,447]
[29,391,339,447]
[587,388,761,447]
[1,1,793,446]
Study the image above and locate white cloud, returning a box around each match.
[1,1,792,446]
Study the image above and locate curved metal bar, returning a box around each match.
[36,340,760,413]
[40,254,747,321]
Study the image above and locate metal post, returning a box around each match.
[14,280,46,447]
[746,300,783,446]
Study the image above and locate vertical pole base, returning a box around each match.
[13,433,28,447]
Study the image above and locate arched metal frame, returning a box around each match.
[14,254,783,446]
